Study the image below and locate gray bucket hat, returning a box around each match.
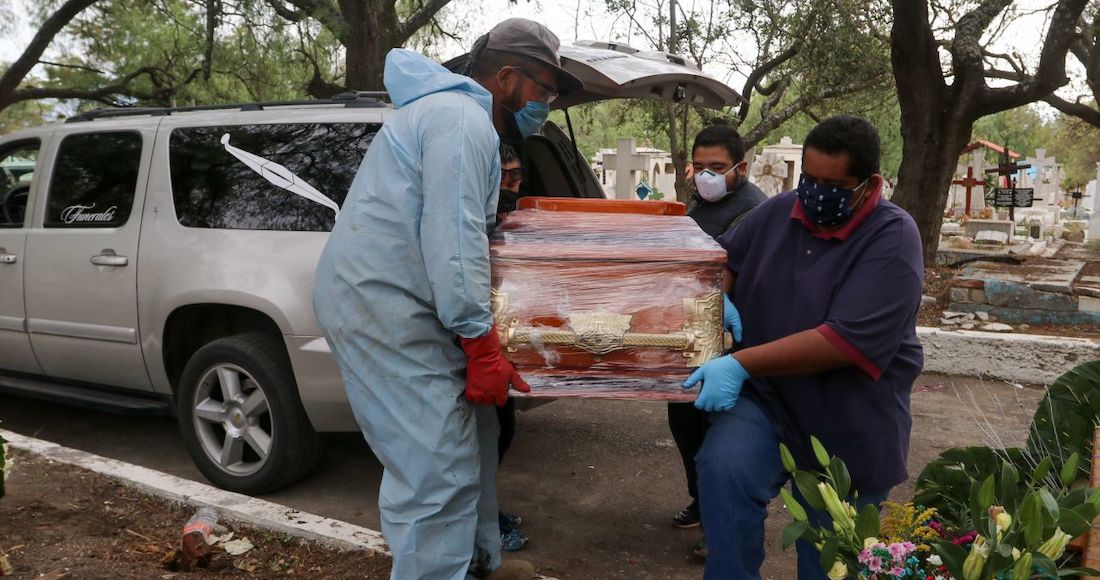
[479,18,584,96]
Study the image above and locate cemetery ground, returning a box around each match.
[922,242,1100,337]
[0,374,1046,580]
[0,450,391,579]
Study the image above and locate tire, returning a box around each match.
[176,332,321,494]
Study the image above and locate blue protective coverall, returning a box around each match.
[313,48,503,580]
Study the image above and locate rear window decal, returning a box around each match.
[221,134,340,219]
[61,203,118,224]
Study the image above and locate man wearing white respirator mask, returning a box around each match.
[686,122,768,239]
[668,122,766,553]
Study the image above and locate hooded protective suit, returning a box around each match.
[313,48,502,580]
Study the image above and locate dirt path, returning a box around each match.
[0,374,1049,579]
[0,451,391,579]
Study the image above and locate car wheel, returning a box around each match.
[176,332,320,494]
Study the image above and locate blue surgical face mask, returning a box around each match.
[796,174,868,227]
[513,100,549,138]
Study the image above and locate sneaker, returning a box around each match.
[673,502,701,528]
[499,511,523,533]
[501,527,529,552]
[692,539,707,559]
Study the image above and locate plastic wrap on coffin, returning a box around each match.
[490,208,727,401]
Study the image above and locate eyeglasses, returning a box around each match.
[513,66,558,104]
[501,167,525,181]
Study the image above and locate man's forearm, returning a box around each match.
[732,328,850,378]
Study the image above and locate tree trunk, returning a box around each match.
[342,2,397,91]
[889,106,975,265]
[666,103,691,203]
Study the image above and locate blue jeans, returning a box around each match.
[696,396,890,580]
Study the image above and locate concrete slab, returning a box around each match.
[917,327,1100,385]
[959,260,1084,294]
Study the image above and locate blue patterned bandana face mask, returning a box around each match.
[513,100,550,138]
[796,174,868,227]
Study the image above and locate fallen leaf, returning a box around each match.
[234,558,260,573]
[221,537,254,556]
[0,553,11,576]
[207,532,233,546]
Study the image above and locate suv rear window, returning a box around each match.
[46,131,142,228]
[169,123,378,232]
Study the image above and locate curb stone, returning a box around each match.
[0,429,560,580]
[918,326,1100,385]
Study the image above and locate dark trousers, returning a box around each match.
[497,398,516,464]
[667,401,710,502]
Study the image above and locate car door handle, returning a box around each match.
[0,252,15,264]
[90,250,128,267]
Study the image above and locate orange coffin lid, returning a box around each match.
[516,197,687,216]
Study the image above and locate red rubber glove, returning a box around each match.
[459,325,531,406]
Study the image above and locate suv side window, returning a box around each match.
[45,132,143,228]
[169,123,379,232]
[0,140,39,228]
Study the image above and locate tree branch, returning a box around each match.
[976,0,1089,116]
[951,0,1012,92]
[6,67,170,108]
[743,79,876,148]
[400,0,451,42]
[889,0,948,111]
[266,0,306,21]
[37,60,104,74]
[1044,93,1100,128]
[268,0,347,43]
[737,44,798,122]
[0,0,100,111]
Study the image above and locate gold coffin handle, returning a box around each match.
[506,327,694,350]
[493,290,723,366]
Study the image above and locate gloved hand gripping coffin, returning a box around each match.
[489,198,727,401]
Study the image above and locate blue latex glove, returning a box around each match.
[682,355,750,412]
[723,294,742,343]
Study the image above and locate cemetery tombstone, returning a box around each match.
[1024,148,1060,207]
[750,151,789,197]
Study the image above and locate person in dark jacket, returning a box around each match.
[670,123,766,541]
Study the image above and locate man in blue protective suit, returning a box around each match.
[313,18,582,580]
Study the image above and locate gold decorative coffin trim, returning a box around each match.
[490,289,723,366]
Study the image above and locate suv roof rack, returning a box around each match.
[65,91,389,123]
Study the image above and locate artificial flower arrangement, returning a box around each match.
[779,437,1100,580]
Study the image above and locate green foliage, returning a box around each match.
[915,447,1029,530]
[787,437,1100,580]
[2,0,342,123]
[548,101,670,163]
[0,101,56,135]
[971,105,1100,190]
[917,361,1100,529]
[1026,360,1100,481]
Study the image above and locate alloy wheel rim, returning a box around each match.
[192,363,273,477]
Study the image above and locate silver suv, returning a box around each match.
[0,42,739,494]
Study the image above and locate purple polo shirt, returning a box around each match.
[718,186,924,492]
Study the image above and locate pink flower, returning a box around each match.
[888,543,906,560]
[868,556,884,573]
[889,567,904,577]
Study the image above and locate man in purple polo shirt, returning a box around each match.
[682,115,924,580]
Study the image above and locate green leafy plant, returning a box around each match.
[917,361,1100,529]
[782,438,1100,579]
[928,455,1100,580]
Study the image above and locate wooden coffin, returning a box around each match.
[489,199,726,401]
